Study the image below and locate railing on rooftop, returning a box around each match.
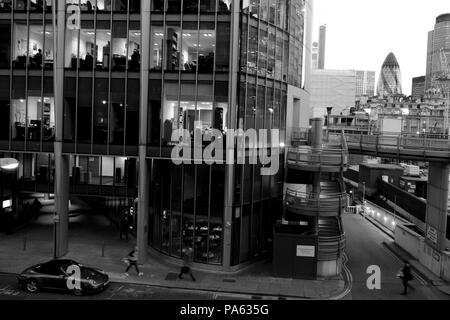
[285,188,348,215]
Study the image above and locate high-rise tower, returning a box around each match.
[377,52,402,97]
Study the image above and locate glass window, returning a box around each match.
[161,81,178,146]
[214,80,228,132]
[171,165,182,257]
[111,21,127,71]
[43,25,54,70]
[209,165,224,264]
[260,0,267,21]
[27,76,43,142]
[215,22,229,72]
[43,78,55,142]
[110,78,125,146]
[256,84,264,130]
[198,24,215,73]
[78,21,95,70]
[275,30,282,81]
[165,25,181,71]
[129,0,139,12]
[112,0,127,12]
[276,0,286,29]
[268,0,276,24]
[182,165,195,256]
[95,21,111,71]
[239,24,247,73]
[247,26,257,75]
[245,77,256,130]
[218,0,230,12]
[0,76,10,141]
[258,28,267,77]
[77,78,92,144]
[12,76,26,141]
[63,77,76,142]
[0,0,12,11]
[151,0,163,11]
[0,23,11,68]
[126,79,139,146]
[30,0,43,11]
[96,0,111,11]
[148,79,161,146]
[183,0,198,14]
[180,25,198,73]
[200,0,215,13]
[128,22,141,71]
[14,0,27,11]
[166,0,180,13]
[194,165,210,263]
[28,23,44,70]
[267,27,275,78]
[13,21,28,69]
[93,78,109,144]
[150,25,164,70]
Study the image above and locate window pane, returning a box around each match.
[150,25,164,70]
[200,0,215,13]
[13,21,28,69]
[96,21,111,71]
[110,78,125,145]
[0,24,11,68]
[128,22,141,71]
[166,0,181,13]
[215,22,229,72]
[77,78,92,143]
[112,21,127,71]
[126,79,139,146]
[165,25,181,71]
[79,21,95,70]
[93,78,108,144]
[183,0,198,14]
[0,0,12,11]
[63,77,76,142]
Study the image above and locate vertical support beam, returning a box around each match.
[137,0,151,264]
[425,162,449,252]
[222,0,240,270]
[311,118,322,235]
[53,0,69,258]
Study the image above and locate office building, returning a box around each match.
[425,14,450,91]
[355,70,375,99]
[0,0,311,271]
[377,52,402,97]
[412,76,426,100]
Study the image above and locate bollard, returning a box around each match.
[102,240,105,257]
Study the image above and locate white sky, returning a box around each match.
[312,0,450,95]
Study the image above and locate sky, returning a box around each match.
[311,0,450,95]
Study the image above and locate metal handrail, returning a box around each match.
[287,146,349,168]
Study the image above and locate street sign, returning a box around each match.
[426,225,438,244]
[296,245,315,258]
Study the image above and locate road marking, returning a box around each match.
[330,253,353,300]
[382,246,427,285]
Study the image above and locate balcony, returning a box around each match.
[285,188,348,217]
[287,146,349,172]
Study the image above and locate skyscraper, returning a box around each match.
[412,76,426,99]
[355,70,376,99]
[318,24,326,69]
[377,52,402,97]
[425,14,450,91]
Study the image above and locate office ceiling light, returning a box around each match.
[0,158,19,171]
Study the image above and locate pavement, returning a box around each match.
[0,212,346,300]
[354,199,450,297]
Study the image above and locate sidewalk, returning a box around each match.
[383,241,450,296]
[0,217,346,300]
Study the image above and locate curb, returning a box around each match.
[0,271,345,300]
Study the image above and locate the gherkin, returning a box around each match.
[377,52,403,97]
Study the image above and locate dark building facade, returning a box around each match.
[0,0,308,270]
[412,76,426,100]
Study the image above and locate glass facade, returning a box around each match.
[0,0,305,268]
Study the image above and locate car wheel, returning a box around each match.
[25,279,39,293]
[73,288,83,296]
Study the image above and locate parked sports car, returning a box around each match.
[18,259,109,296]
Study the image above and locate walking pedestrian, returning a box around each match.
[119,210,130,240]
[124,246,143,276]
[398,263,413,295]
[178,247,196,281]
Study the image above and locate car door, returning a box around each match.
[38,261,68,291]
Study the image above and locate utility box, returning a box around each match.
[273,223,318,280]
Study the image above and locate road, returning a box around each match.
[0,274,253,300]
[342,213,449,300]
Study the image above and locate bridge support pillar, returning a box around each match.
[425,162,449,251]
